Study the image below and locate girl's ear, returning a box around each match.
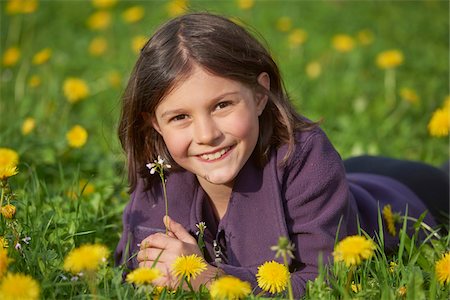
[256,72,270,116]
[142,112,162,134]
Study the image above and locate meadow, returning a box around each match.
[0,0,449,299]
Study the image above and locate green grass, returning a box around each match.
[0,0,449,299]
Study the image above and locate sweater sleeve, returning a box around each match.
[281,130,353,296]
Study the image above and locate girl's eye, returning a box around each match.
[215,101,231,110]
[170,114,188,122]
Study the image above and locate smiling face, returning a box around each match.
[152,65,268,190]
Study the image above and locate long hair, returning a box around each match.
[118,13,316,192]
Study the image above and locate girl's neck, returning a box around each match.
[196,176,233,220]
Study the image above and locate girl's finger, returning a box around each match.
[140,232,175,250]
[137,248,167,262]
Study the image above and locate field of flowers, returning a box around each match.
[0,0,449,299]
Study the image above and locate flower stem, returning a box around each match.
[160,173,169,235]
[403,216,441,239]
[282,252,294,300]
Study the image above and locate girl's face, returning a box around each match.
[152,65,268,188]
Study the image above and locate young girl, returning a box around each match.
[115,13,448,297]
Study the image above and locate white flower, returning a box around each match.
[22,236,31,244]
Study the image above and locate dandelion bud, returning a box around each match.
[1,204,16,219]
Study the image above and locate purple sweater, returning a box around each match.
[115,127,436,297]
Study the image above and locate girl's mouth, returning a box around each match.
[199,146,233,161]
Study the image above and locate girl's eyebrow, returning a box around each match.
[160,91,240,119]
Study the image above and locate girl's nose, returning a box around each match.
[193,115,222,145]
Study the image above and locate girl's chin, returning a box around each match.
[202,172,236,186]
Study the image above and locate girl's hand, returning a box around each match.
[137,216,222,289]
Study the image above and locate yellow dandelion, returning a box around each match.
[435,251,450,285]
[126,267,161,285]
[92,0,117,9]
[6,0,38,14]
[88,37,108,56]
[332,34,355,53]
[2,47,20,67]
[210,275,252,300]
[21,117,36,135]
[0,273,40,300]
[63,244,109,274]
[237,0,254,10]
[399,87,419,104]
[63,77,90,103]
[166,0,188,17]
[256,260,289,294]
[382,204,396,236]
[333,235,376,267]
[32,48,52,65]
[428,108,449,137]
[397,286,407,297]
[66,125,88,148]
[87,10,111,31]
[172,254,207,280]
[0,248,12,279]
[288,28,307,48]
[351,281,361,293]
[108,70,122,88]
[132,35,148,54]
[28,75,41,88]
[389,261,398,273]
[0,148,19,168]
[306,61,321,80]
[1,204,16,219]
[0,237,8,249]
[79,179,95,196]
[122,5,145,24]
[0,166,18,181]
[276,16,292,32]
[357,29,374,46]
[376,49,404,69]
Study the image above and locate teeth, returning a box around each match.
[200,147,229,161]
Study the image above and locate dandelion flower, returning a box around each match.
[166,0,188,17]
[428,108,449,137]
[108,70,122,88]
[126,267,161,285]
[288,28,307,48]
[172,254,207,281]
[306,61,321,80]
[6,0,38,14]
[2,47,20,67]
[132,35,148,54]
[0,148,19,168]
[21,117,36,135]
[63,244,109,274]
[332,34,355,53]
[32,48,51,65]
[333,235,376,267]
[28,75,41,88]
[389,261,398,273]
[435,251,450,285]
[256,260,289,294]
[397,286,407,297]
[79,179,95,196]
[0,273,40,300]
[237,0,254,10]
[87,10,111,31]
[0,248,12,279]
[0,166,18,181]
[66,125,88,148]
[357,29,374,46]
[376,49,404,69]
[351,281,361,293]
[122,6,145,23]
[400,87,419,104]
[382,204,396,236]
[89,37,108,56]
[63,78,90,103]
[276,16,292,32]
[92,0,117,9]
[1,204,16,219]
[0,237,8,249]
[210,275,251,300]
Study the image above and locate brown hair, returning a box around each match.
[118,12,316,192]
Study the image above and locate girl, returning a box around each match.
[115,13,448,297]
